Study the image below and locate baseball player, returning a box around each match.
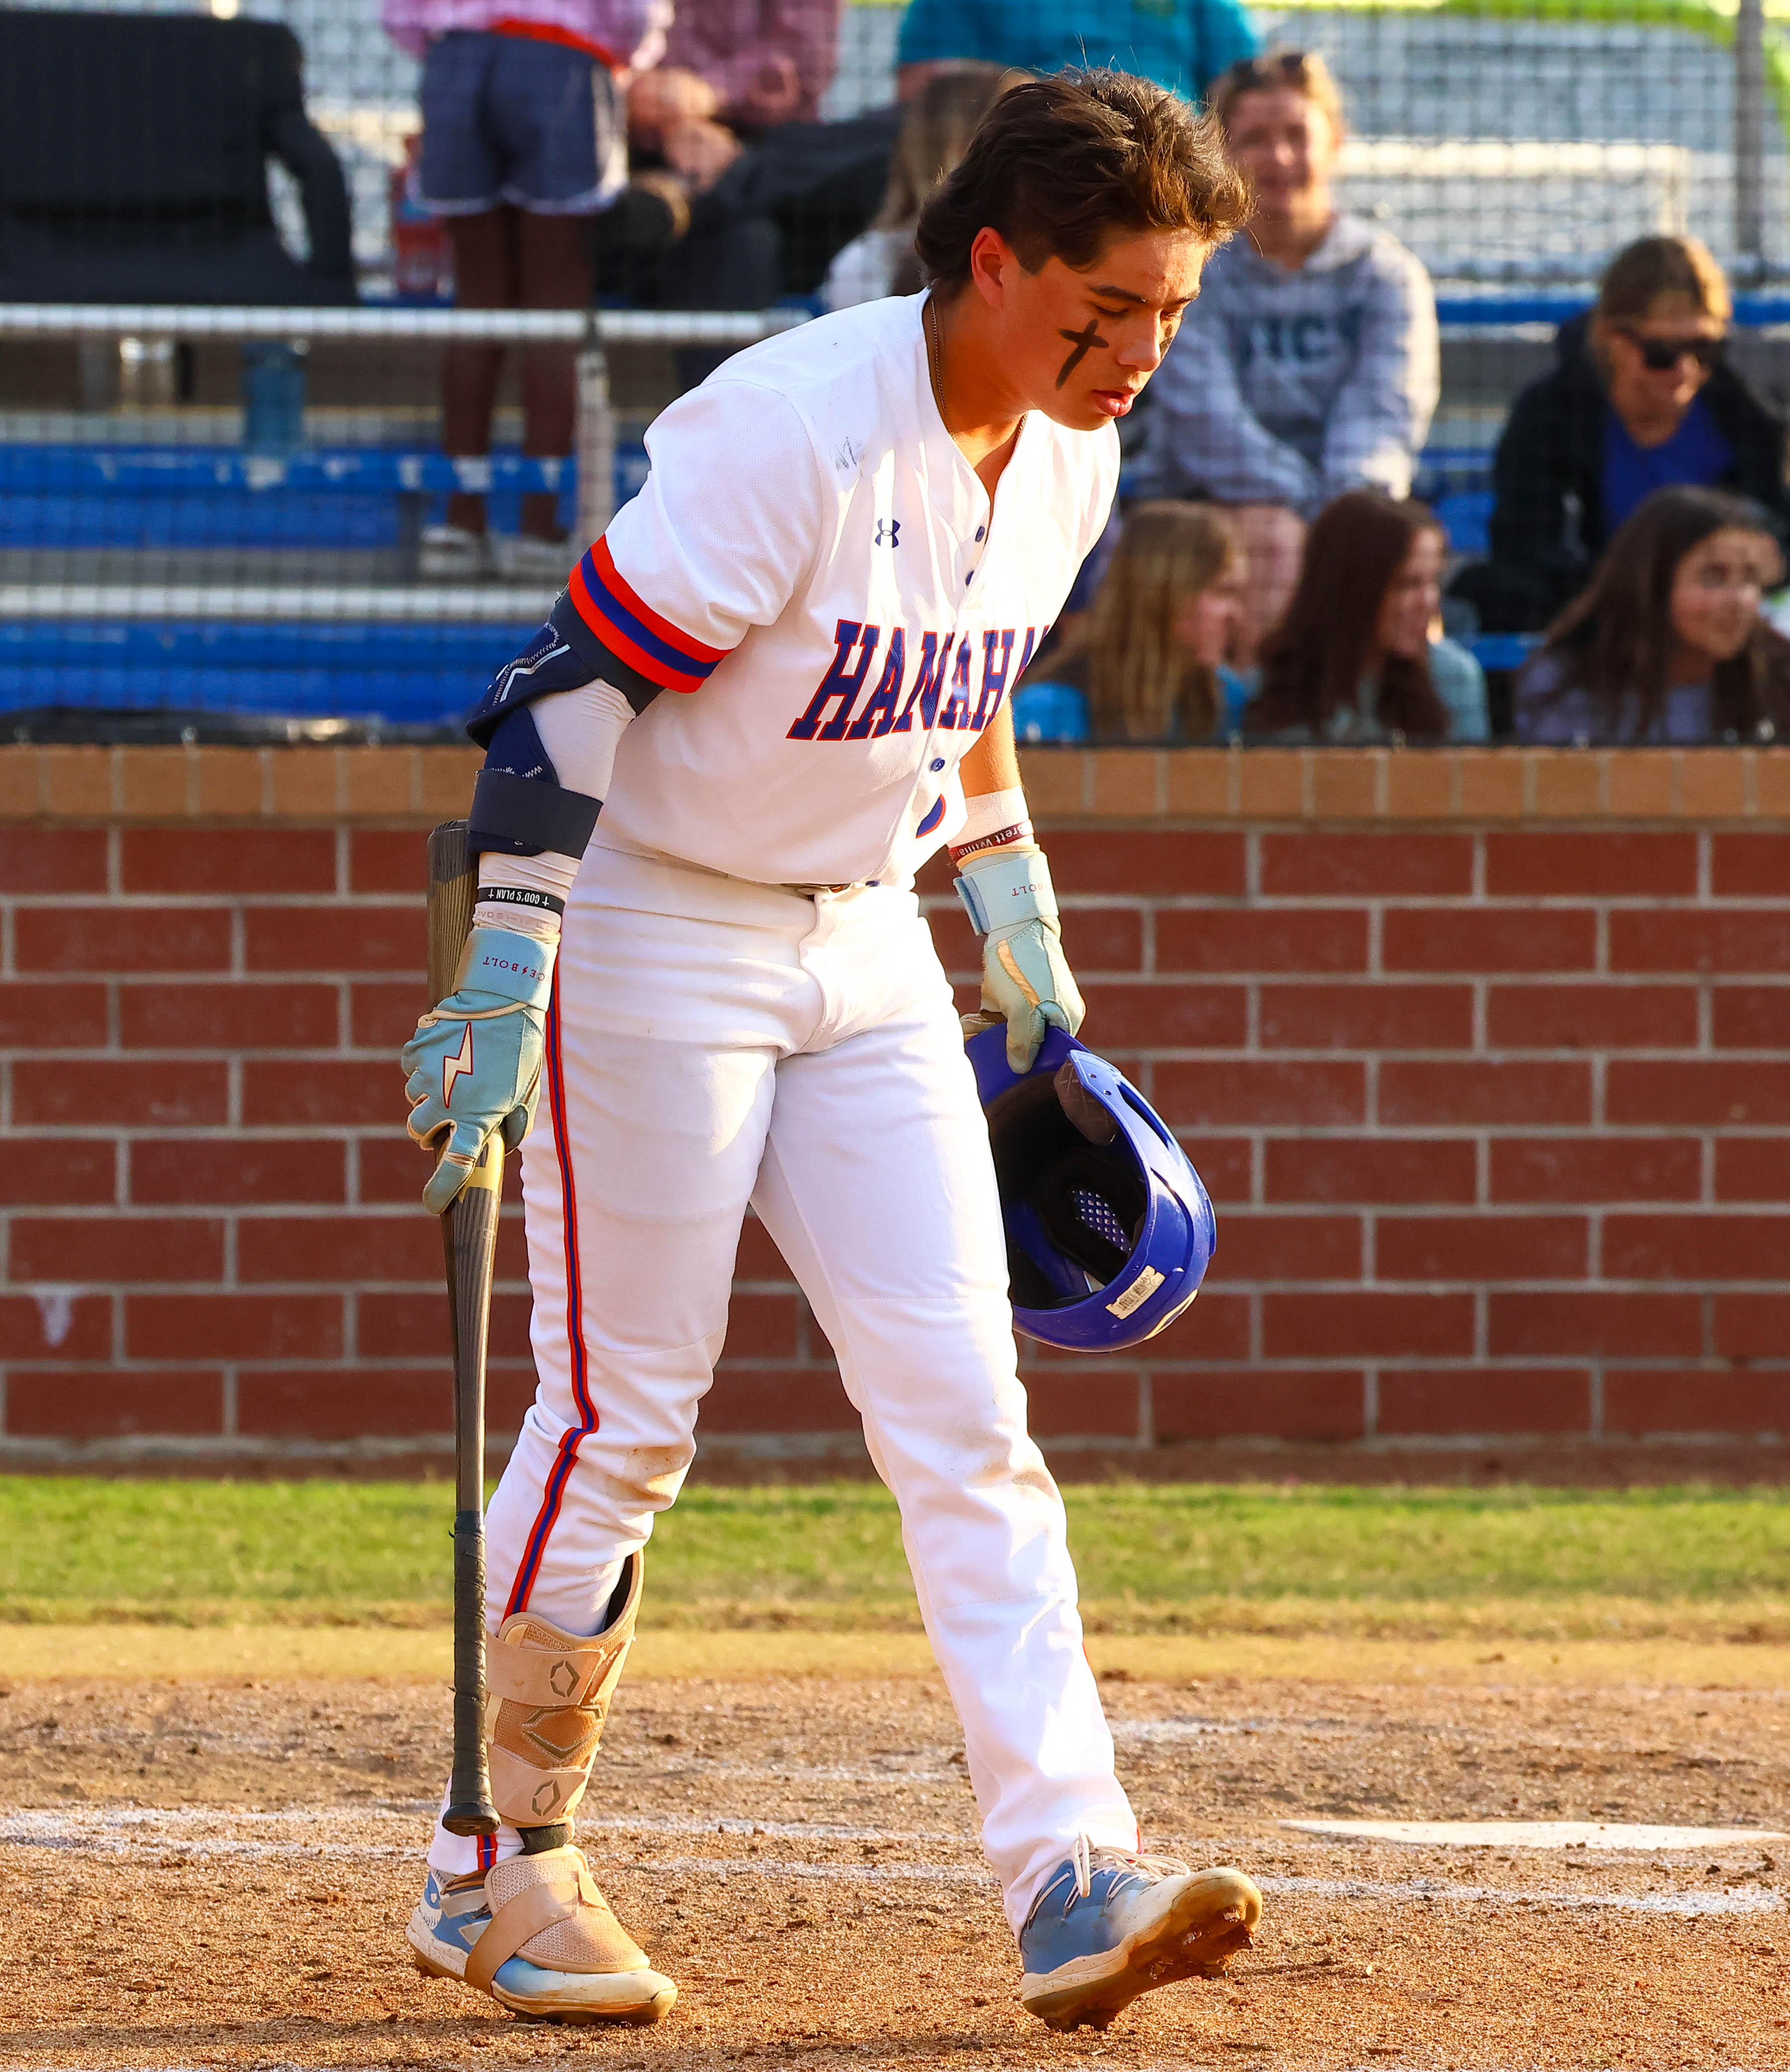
[401,69,1261,2034]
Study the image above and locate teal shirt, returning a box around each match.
[1427,637,1491,743]
[895,0,1258,105]
[1330,640,1490,744]
[1240,639,1491,745]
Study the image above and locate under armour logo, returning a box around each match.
[874,519,900,547]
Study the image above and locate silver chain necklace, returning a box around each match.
[923,295,946,421]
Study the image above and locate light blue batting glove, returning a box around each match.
[955,845,1085,1074]
[401,926,555,1215]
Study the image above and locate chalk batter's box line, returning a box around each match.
[0,1811,1778,1918]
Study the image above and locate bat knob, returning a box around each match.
[442,1796,500,1838]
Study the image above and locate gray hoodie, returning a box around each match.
[1136,213,1439,514]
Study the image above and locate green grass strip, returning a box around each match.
[2,1477,1788,1629]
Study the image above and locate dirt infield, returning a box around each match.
[2,1644,1789,2070]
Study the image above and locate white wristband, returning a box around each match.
[951,786,1030,857]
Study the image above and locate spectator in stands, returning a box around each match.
[385,0,670,579]
[822,64,1018,309]
[1463,236,1788,634]
[1019,505,1251,743]
[1244,491,1489,742]
[639,0,841,141]
[614,4,870,311]
[1514,486,1790,745]
[895,0,1256,108]
[1137,52,1439,666]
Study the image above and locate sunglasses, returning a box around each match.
[1222,51,1318,89]
[1615,326,1725,372]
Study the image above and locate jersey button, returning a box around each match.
[930,758,946,771]
[974,525,986,541]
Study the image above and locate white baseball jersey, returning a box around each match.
[560,293,1118,887]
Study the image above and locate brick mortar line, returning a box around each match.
[25,892,1790,907]
[6,1122,1779,1138]
[12,1354,1782,1371]
[9,1041,1780,1057]
[6,746,1790,821]
[21,1270,1781,1287]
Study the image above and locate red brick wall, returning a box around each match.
[1,744,1786,1467]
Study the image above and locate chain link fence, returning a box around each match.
[0,0,1785,730]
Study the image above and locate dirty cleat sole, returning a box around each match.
[1020,1866,1261,2032]
[486,1957,677,2024]
[406,1901,471,1981]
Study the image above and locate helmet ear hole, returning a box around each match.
[1054,1060,1117,1145]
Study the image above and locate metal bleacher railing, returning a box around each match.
[0,305,805,728]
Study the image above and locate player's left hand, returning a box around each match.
[980,913,1085,1074]
[955,846,1086,1074]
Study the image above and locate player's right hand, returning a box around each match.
[401,926,555,1215]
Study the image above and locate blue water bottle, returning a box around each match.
[241,341,308,456]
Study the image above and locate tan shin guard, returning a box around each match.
[485,1552,642,1831]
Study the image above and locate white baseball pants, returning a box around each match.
[426,840,1137,1928]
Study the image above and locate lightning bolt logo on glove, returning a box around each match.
[441,1024,475,1107]
[401,922,554,1215]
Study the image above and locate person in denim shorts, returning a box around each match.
[384,0,669,578]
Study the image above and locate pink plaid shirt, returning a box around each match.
[662,0,840,127]
[384,0,668,67]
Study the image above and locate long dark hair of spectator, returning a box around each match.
[1247,492,1452,739]
[1532,485,1790,738]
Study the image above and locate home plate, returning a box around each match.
[1282,1820,1788,1850]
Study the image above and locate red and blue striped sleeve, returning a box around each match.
[564,538,729,695]
[552,380,824,701]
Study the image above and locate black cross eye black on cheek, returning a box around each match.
[1055,320,1110,387]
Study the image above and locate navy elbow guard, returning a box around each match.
[464,602,664,860]
[465,619,606,860]
[467,701,601,861]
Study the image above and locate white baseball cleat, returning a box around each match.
[407,1847,677,2024]
[1017,1840,1262,2032]
[417,524,494,581]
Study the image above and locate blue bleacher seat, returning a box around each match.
[0,618,540,724]
[0,432,655,723]
[1432,489,1493,559]
[1465,632,1538,674]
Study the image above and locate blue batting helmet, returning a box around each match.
[967,1024,1217,1352]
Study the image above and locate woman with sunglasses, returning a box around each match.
[1459,235,1788,633]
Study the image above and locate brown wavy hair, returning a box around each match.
[1528,485,1790,740]
[1209,49,1346,137]
[1596,234,1731,327]
[914,70,1249,296]
[1073,502,1237,742]
[1246,492,1452,739]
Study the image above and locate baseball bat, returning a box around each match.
[427,819,501,1839]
